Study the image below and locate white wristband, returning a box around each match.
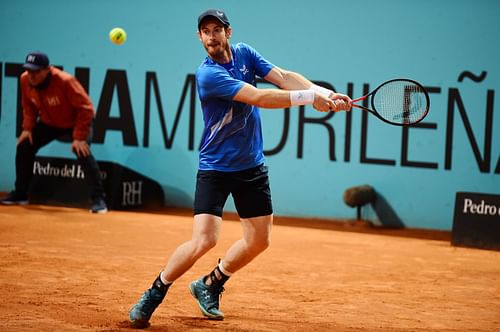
[309,84,334,98]
[290,90,315,106]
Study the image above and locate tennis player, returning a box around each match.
[129,8,351,327]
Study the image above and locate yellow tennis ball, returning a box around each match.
[109,27,127,45]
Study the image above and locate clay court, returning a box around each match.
[1,204,499,332]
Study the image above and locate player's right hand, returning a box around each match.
[313,94,336,112]
[330,93,352,112]
[313,93,352,112]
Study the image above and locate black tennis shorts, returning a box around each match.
[194,164,273,219]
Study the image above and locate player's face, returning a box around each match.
[198,20,232,62]
[26,68,50,86]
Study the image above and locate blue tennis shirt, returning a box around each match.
[196,42,275,171]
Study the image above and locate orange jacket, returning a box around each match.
[21,66,95,140]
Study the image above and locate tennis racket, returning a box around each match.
[349,78,430,126]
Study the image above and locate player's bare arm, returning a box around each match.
[264,67,351,105]
[264,67,351,111]
[233,71,350,112]
[264,67,311,90]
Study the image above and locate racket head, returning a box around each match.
[369,78,430,126]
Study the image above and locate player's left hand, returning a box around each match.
[71,140,90,158]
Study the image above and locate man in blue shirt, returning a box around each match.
[129,8,351,327]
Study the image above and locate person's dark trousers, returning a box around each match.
[14,121,105,200]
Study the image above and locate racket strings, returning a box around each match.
[372,81,428,125]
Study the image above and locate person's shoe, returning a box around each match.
[129,278,168,328]
[0,191,28,205]
[189,277,225,320]
[90,197,107,214]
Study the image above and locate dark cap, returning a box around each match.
[197,8,230,30]
[23,51,50,70]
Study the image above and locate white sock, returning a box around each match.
[160,271,173,285]
[218,261,233,277]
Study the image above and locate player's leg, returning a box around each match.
[163,213,222,281]
[224,164,274,272]
[218,214,273,273]
[189,216,272,320]
[1,123,58,204]
[190,164,273,320]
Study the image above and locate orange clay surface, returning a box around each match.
[0,204,499,332]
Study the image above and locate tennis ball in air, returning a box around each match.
[109,27,127,45]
